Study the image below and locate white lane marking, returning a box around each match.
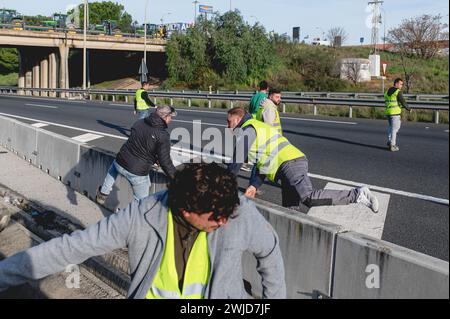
[72,133,103,143]
[281,117,357,125]
[445,130,449,133]
[0,112,128,140]
[31,123,49,128]
[173,119,227,127]
[308,182,390,239]
[308,173,449,206]
[1,95,86,104]
[0,111,447,206]
[110,103,133,107]
[65,100,87,104]
[176,108,358,125]
[25,103,58,109]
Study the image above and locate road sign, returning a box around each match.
[199,5,213,13]
[360,37,364,44]
[382,62,388,76]
[139,59,148,84]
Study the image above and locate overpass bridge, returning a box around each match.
[0,29,167,97]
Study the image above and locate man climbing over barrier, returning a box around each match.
[0,163,286,299]
[226,107,379,213]
[96,105,177,204]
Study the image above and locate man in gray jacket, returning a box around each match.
[0,163,286,299]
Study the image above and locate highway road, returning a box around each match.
[0,94,448,261]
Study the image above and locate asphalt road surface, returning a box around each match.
[0,94,448,261]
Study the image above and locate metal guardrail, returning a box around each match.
[1,86,448,123]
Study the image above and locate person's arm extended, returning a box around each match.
[142,91,156,108]
[227,127,256,176]
[244,199,286,298]
[0,200,139,292]
[156,133,177,179]
[397,91,410,111]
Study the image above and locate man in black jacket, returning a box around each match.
[96,105,178,204]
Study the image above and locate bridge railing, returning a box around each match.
[1,86,448,123]
[0,23,161,39]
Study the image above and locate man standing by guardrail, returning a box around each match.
[226,107,379,213]
[96,105,177,204]
[256,88,283,134]
[0,163,286,299]
[249,80,269,117]
[134,82,156,120]
[385,78,411,152]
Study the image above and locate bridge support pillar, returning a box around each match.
[32,59,40,97]
[59,45,69,98]
[40,57,49,97]
[18,49,25,95]
[49,52,57,98]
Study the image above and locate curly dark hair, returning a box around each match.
[168,163,240,220]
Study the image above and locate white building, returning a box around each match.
[339,58,371,83]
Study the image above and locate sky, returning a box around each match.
[1,0,448,45]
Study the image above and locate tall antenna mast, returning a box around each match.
[368,0,383,55]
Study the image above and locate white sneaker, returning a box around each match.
[356,186,379,213]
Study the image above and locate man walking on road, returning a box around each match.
[226,107,379,213]
[0,163,286,299]
[96,105,178,203]
[134,82,157,120]
[249,80,269,117]
[385,78,411,152]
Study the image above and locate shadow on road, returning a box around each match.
[283,130,389,151]
[97,120,131,138]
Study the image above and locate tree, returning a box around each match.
[327,26,348,48]
[68,1,133,33]
[165,10,275,89]
[0,48,19,74]
[342,60,362,86]
[386,14,447,92]
[387,14,448,59]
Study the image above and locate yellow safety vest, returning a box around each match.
[241,119,305,182]
[146,209,210,299]
[136,89,149,111]
[255,101,283,134]
[384,89,402,116]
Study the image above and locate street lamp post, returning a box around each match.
[193,0,199,24]
[83,0,88,91]
[144,0,149,64]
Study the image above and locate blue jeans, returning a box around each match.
[101,160,151,200]
[136,109,150,120]
[387,115,401,146]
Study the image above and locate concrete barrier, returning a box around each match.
[331,232,449,299]
[243,199,343,299]
[0,117,36,163]
[0,114,448,299]
[36,129,82,184]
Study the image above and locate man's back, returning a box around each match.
[249,91,268,115]
[116,112,172,176]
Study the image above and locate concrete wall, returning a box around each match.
[0,115,448,299]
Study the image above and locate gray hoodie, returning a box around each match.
[0,191,286,299]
